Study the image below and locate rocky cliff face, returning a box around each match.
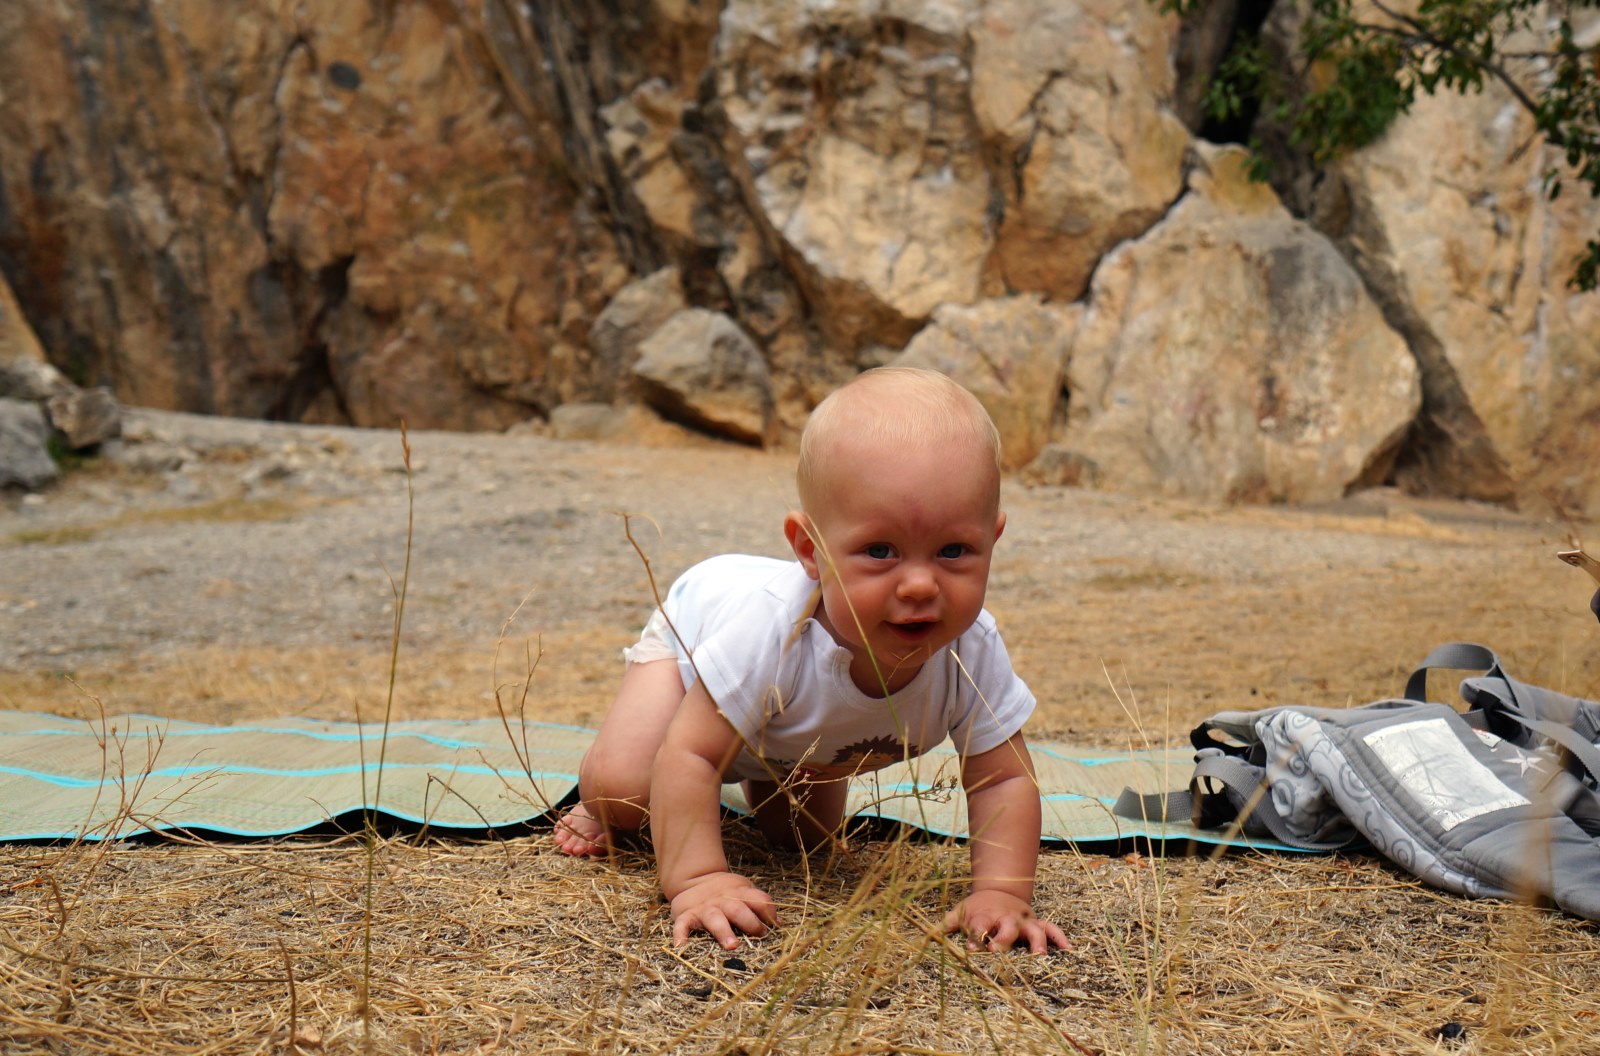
[0,0,1596,512]
[0,0,624,433]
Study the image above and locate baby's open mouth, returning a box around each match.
[890,620,937,641]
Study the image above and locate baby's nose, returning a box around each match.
[896,565,938,600]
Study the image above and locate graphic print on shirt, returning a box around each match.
[832,735,913,771]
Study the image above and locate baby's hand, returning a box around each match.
[944,890,1070,955]
[669,872,779,950]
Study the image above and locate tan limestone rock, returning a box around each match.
[971,0,1190,301]
[1060,145,1420,504]
[45,387,121,450]
[601,82,698,246]
[714,0,992,353]
[589,268,687,396]
[0,0,617,426]
[548,402,709,447]
[890,295,1081,469]
[1330,72,1600,514]
[267,3,607,425]
[633,308,773,445]
[1,0,1595,511]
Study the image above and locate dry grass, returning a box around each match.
[4,475,1600,1052]
[999,509,1600,748]
[5,621,1600,1055]
[4,827,1600,1054]
[0,631,630,728]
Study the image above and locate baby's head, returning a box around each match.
[795,367,1002,520]
[787,368,1007,693]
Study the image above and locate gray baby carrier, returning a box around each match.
[1116,643,1600,921]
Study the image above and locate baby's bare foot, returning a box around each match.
[552,802,610,857]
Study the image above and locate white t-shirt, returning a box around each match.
[653,554,1035,783]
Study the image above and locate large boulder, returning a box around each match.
[1,268,121,453]
[588,267,687,398]
[1055,145,1421,504]
[0,399,57,491]
[891,295,1081,469]
[970,0,1190,301]
[713,0,994,354]
[632,308,774,445]
[1312,48,1600,514]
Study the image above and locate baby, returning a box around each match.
[555,367,1067,954]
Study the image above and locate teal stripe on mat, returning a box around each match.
[0,710,1300,850]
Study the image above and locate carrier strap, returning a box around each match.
[1113,751,1357,851]
[1404,642,1509,705]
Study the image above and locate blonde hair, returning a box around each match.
[795,367,1002,513]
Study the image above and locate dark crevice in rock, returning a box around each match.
[110,2,168,81]
[1348,255,1517,504]
[1387,402,1516,504]
[70,28,107,146]
[678,80,826,363]
[511,0,665,275]
[150,250,215,414]
[0,173,22,307]
[1173,0,1274,138]
[264,257,353,424]
[666,121,742,305]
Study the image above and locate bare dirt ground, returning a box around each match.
[2,408,1599,1054]
[6,408,1598,734]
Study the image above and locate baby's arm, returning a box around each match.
[948,731,1070,954]
[650,680,778,949]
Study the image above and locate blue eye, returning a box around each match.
[939,544,967,560]
[865,543,893,560]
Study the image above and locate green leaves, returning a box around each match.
[1295,42,1412,159]
[1199,0,1600,289]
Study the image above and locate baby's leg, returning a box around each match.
[744,775,850,853]
[554,658,684,857]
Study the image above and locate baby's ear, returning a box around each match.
[784,512,823,580]
[994,510,1007,542]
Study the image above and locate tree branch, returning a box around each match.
[1361,0,1562,143]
